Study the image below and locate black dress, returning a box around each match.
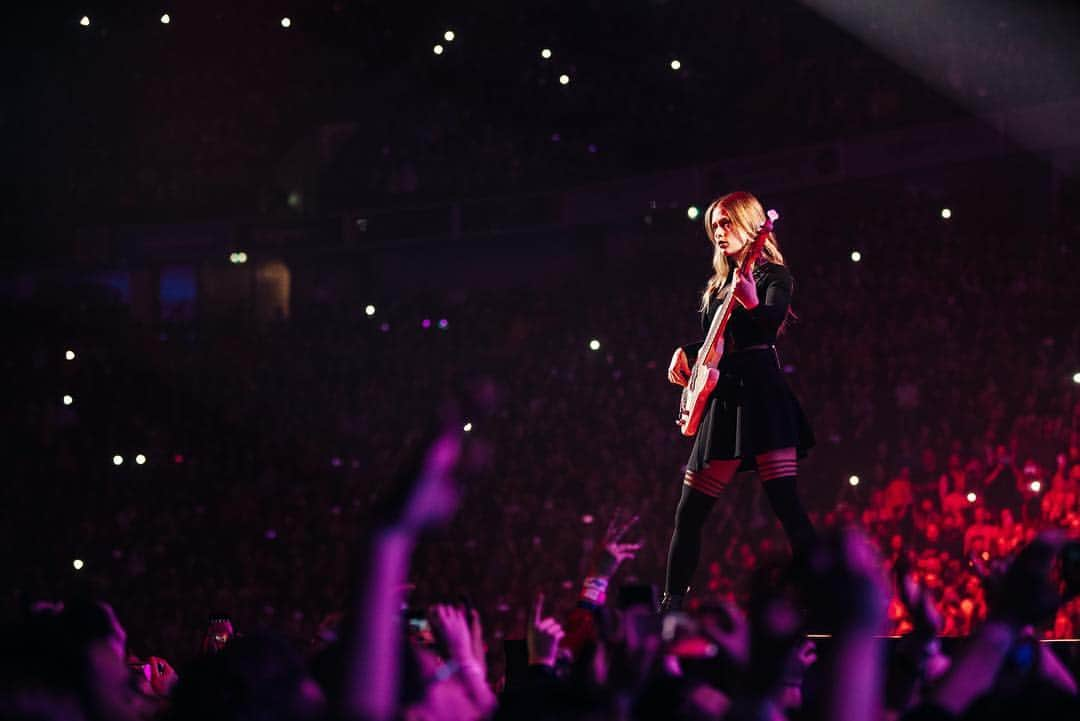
[681,262,815,473]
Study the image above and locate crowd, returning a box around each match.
[5,161,1080,717]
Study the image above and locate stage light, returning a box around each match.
[541,48,552,59]
[379,322,390,332]
[364,304,376,316]
[941,208,952,220]
[331,457,342,468]
[589,339,601,351]
[582,514,594,524]
[851,250,862,262]
[550,132,561,142]
[848,475,860,486]
[980,551,990,561]
[463,422,473,432]
[1072,372,1080,384]
[65,349,76,360]
[160,13,170,24]
[280,17,292,28]
[229,251,248,264]
[63,395,73,406]
[73,559,84,570]
[966,491,976,503]
[79,16,90,27]
[421,318,432,329]
[135,454,146,465]
[559,74,570,85]
[173,454,184,464]
[670,59,682,70]
[433,44,444,55]
[113,455,124,466]
[438,318,449,329]
[444,30,455,42]
[1030,480,1042,493]
[687,206,700,220]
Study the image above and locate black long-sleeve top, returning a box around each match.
[682,262,793,363]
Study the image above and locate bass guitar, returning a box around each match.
[676,209,779,437]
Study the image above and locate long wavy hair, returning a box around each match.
[699,191,786,312]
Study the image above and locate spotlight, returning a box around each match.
[433,44,444,55]
[438,318,449,329]
[541,48,552,59]
[559,74,570,85]
[135,454,147,465]
[1072,372,1080,384]
[365,304,376,316]
[589,339,601,351]
[421,318,432,329]
[63,395,73,406]
[160,13,170,24]
[112,455,124,466]
[79,16,90,27]
[848,475,860,487]
[73,559,84,570]
[66,349,76,360]
[686,206,700,220]
[229,251,248,264]
[280,17,292,28]
[941,208,952,220]
[444,30,455,42]
[966,492,977,503]
[463,422,473,432]
[582,514,594,524]
[670,59,682,70]
[851,251,862,262]
[1030,480,1042,493]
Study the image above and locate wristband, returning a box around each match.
[580,575,610,604]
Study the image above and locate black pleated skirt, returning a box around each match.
[686,347,815,473]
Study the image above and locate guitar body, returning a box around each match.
[674,209,779,438]
[677,357,720,437]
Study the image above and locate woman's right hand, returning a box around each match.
[668,347,691,386]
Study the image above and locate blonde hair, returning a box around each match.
[699,191,786,312]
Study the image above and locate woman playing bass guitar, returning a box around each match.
[661,191,816,613]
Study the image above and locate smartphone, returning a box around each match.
[617,583,657,610]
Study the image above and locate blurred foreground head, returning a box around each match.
[0,600,137,721]
[170,633,325,721]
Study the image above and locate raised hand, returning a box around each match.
[429,604,475,663]
[597,510,643,576]
[527,593,565,668]
[895,558,942,639]
[702,600,750,667]
[989,531,1068,628]
[383,422,462,534]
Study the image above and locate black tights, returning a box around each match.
[664,476,816,597]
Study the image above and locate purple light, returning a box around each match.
[331,457,343,468]
[379,322,391,332]
[587,143,597,154]
[438,318,449,329]
[421,318,432,329]
[551,133,561,142]
[264,529,278,540]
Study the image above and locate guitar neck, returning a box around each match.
[692,209,778,367]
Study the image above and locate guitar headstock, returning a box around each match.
[743,209,780,270]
